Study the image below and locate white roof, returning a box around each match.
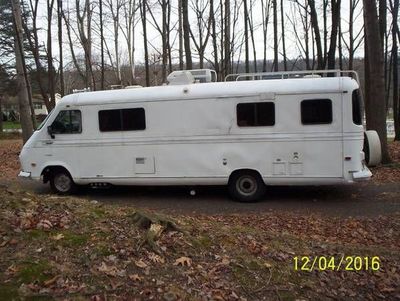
[60,77,358,107]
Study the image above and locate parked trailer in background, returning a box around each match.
[19,69,381,202]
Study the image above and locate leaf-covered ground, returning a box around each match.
[0,139,399,300]
[0,184,399,300]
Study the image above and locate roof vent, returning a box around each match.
[167,71,195,85]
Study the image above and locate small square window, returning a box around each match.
[301,99,332,125]
[237,102,275,127]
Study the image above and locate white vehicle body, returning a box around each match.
[19,70,375,200]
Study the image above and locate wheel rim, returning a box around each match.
[236,175,257,196]
[54,173,72,193]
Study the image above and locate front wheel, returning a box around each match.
[228,171,266,202]
[50,170,76,194]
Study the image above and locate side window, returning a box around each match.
[237,102,275,127]
[99,108,146,132]
[122,108,146,131]
[99,109,122,131]
[301,99,332,125]
[51,110,82,134]
[352,89,362,125]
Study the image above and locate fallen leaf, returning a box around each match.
[98,262,126,277]
[129,274,142,282]
[44,275,61,287]
[52,234,64,241]
[148,253,165,264]
[135,259,148,269]
[173,256,192,267]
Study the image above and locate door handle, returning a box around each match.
[44,141,53,145]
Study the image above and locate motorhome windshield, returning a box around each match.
[36,109,54,131]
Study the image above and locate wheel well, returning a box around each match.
[228,169,263,184]
[41,166,71,184]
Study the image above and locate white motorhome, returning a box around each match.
[19,70,381,202]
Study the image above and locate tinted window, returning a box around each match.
[51,110,82,134]
[99,108,146,132]
[99,109,121,131]
[301,99,332,125]
[352,89,362,125]
[122,108,146,131]
[237,102,275,127]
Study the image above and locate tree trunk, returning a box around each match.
[327,0,341,70]
[47,0,56,108]
[391,0,399,140]
[178,0,184,70]
[210,0,219,80]
[272,0,278,71]
[100,0,105,89]
[280,0,287,71]
[308,0,324,69]
[363,0,391,162]
[244,0,249,73]
[223,0,231,76]
[11,0,34,143]
[57,0,64,96]
[182,0,192,69]
[140,0,150,86]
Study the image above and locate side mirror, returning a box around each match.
[47,126,55,139]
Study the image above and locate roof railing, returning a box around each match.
[225,69,360,84]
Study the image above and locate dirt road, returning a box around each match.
[18,179,400,217]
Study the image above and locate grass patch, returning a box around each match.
[3,121,21,130]
[192,235,213,250]
[91,208,106,218]
[61,232,89,247]
[17,260,52,284]
[24,229,48,240]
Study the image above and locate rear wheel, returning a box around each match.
[228,171,266,202]
[50,169,76,194]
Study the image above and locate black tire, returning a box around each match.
[50,169,76,194]
[228,170,266,202]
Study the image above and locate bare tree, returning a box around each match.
[182,0,192,69]
[280,0,287,70]
[289,1,311,70]
[390,0,399,140]
[57,0,64,96]
[307,0,324,69]
[47,0,56,108]
[99,0,105,89]
[106,0,123,84]
[261,0,272,72]
[22,0,52,110]
[272,0,278,71]
[223,0,231,76]
[363,0,391,162]
[243,0,250,73]
[342,0,363,70]
[189,0,212,69]
[327,0,341,70]
[76,0,96,89]
[147,0,172,82]
[140,0,150,86]
[11,0,34,143]
[210,0,220,78]
[120,0,139,84]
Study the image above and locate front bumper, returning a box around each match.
[18,171,32,179]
